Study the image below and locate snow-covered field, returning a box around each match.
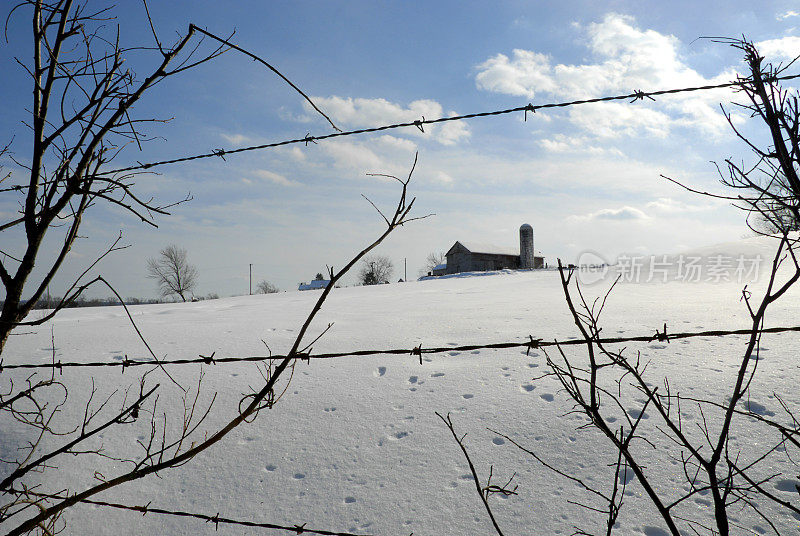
[2,236,800,535]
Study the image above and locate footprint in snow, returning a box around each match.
[374,367,386,377]
[408,376,418,384]
[628,409,649,420]
[462,394,474,399]
[520,384,535,392]
[264,464,277,472]
[744,400,775,416]
[775,479,800,493]
[471,350,480,354]
[540,393,554,402]
[492,437,505,445]
[431,372,445,378]
[449,351,460,356]
[649,344,667,350]
[344,497,357,504]
[293,473,305,480]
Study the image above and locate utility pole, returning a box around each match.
[404,258,407,282]
[249,264,252,295]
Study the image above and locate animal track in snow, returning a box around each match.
[344,496,357,504]
[539,393,554,402]
[462,394,474,399]
[431,372,445,377]
[374,367,386,377]
[492,437,505,445]
[520,383,535,392]
[743,400,775,416]
[774,479,799,493]
[293,473,305,480]
[264,464,277,472]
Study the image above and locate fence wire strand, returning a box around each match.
[7,488,367,536]
[2,323,798,372]
[102,73,800,176]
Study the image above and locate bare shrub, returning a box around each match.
[256,280,280,294]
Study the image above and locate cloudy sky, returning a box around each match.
[1,1,799,299]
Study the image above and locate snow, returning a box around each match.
[2,236,800,535]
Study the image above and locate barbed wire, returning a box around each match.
[6,488,367,536]
[102,73,800,176]
[2,323,798,372]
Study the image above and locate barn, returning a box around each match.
[441,224,544,275]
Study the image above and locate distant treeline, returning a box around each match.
[0,296,162,310]
[0,294,225,311]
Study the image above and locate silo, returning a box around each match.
[520,223,534,269]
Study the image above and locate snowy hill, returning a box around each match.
[2,235,800,535]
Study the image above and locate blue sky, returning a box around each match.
[2,1,799,298]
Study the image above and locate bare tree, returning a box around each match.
[420,251,445,276]
[358,255,394,285]
[0,0,229,353]
[256,279,279,294]
[147,244,198,302]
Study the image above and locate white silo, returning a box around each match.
[520,223,534,269]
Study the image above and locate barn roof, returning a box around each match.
[446,241,545,258]
[298,279,330,291]
[456,241,519,256]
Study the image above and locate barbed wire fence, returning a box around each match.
[6,488,368,536]
[2,323,800,372]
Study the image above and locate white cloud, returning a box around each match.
[475,13,737,138]
[756,36,800,61]
[319,139,389,174]
[305,97,470,145]
[538,133,623,155]
[777,10,799,20]
[221,133,252,146]
[571,206,650,222]
[252,169,301,187]
[433,171,454,184]
[568,102,671,138]
[375,135,417,152]
[645,197,715,213]
[475,50,557,98]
